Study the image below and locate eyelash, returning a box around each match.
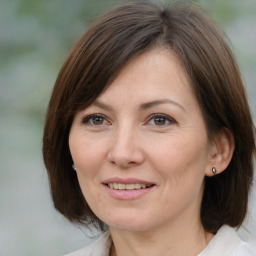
[146,114,176,127]
[82,114,109,126]
[81,113,176,127]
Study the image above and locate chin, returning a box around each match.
[109,222,151,233]
[103,213,155,233]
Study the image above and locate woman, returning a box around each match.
[43,2,256,255]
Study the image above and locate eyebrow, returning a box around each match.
[92,101,114,111]
[139,98,186,112]
[92,98,185,112]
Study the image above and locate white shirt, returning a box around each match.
[64,225,256,256]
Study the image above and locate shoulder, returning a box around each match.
[63,231,112,256]
[199,225,256,256]
[235,242,256,256]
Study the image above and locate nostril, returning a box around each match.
[109,160,138,168]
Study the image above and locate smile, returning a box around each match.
[102,178,156,200]
[107,183,152,190]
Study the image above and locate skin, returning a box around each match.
[69,48,234,256]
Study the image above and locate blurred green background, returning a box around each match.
[0,0,255,255]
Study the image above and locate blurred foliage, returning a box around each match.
[0,0,120,124]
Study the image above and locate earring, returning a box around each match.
[72,164,77,171]
[212,167,217,175]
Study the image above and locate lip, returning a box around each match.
[102,177,156,200]
[102,177,155,186]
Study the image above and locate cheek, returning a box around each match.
[70,139,106,204]
[69,135,107,177]
[150,136,208,206]
[69,139,109,215]
[147,133,209,180]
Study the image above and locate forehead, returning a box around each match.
[97,47,194,105]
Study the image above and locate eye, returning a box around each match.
[147,114,176,127]
[82,114,109,126]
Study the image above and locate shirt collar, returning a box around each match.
[198,225,242,256]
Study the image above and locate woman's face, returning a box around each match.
[69,48,214,233]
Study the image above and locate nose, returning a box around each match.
[107,126,144,168]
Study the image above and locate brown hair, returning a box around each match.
[43,1,255,233]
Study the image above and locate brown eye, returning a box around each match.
[92,116,104,125]
[147,114,176,127]
[154,117,167,125]
[82,114,108,126]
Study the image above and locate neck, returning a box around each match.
[109,219,214,256]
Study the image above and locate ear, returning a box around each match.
[205,128,235,177]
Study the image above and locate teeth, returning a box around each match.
[107,183,150,190]
[126,184,134,190]
[118,183,125,190]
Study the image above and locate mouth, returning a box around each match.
[102,179,156,200]
[102,178,156,199]
[105,183,154,190]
